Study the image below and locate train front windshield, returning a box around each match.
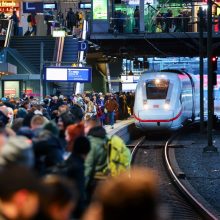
[146,79,169,99]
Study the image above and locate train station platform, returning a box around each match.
[104,117,135,136]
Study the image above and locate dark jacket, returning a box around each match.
[33,131,63,175]
[48,153,86,218]
[70,104,84,121]
[66,10,76,24]
[66,154,86,218]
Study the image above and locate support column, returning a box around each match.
[204,0,217,152]
[139,0,145,32]
[106,63,111,92]
[75,20,87,94]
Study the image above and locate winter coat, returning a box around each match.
[104,99,119,113]
[84,126,107,187]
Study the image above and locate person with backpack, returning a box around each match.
[84,124,131,201]
[84,126,108,201]
[66,8,76,34]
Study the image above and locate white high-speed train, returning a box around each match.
[134,69,200,131]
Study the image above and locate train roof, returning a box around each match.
[139,71,181,81]
[138,69,194,82]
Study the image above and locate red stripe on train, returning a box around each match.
[133,110,182,123]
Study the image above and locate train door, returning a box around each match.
[181,79,193,120]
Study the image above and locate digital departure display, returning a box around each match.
[93,0,107,20]
[45,67,92,82]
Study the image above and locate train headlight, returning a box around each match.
[143,100,148,109]
[155,79,161,84]
[164,103,170,110]
[144,103,149,110]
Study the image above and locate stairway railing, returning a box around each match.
[53,36,65,66]
[4,19,13,48]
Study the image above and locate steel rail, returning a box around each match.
[164,127,219,220]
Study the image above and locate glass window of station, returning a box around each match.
[111,0,220,33]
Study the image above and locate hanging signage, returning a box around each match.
[23,2,44,13]
[0,2,16,7]
[78,40,88,51]
[93,0,107,20]
[45,66,92,82]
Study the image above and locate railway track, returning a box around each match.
[128,132,219,220]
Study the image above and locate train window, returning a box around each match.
[146,79,169,99]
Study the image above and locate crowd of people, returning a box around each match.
[155,9,191,33]
[6,7,85,37]
[0,91,161,220]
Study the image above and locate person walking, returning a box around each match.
[30,12,37,36]
[10,11,19,36]
[104,95,118,129]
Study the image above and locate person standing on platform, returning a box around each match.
[66,8,76,35]
[133,6,140,32]
[104,95,118,129]
[10,11,19,36]
[30,12,37,36]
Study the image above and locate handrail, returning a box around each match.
[4,19,13,48]
[53,36,65,67]
[53,36,65,66]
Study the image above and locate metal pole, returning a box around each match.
[40,42,44,102]
[75,20,87,94]
[139,0,145,32]
[199,7,205,134]
[204,0,217,152]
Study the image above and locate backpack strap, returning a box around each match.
[105,136,112,175]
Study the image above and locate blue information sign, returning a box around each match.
[23,2,44,13]
[78,41,88,51]
[45,66,92,82]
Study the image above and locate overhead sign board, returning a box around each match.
[93,0,107,20]
[23,2,44,13]
[121,75,140,83]
[45,66,92,82]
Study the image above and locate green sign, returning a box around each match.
[93,0,107,20]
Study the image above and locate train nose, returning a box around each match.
[135,110,175,130]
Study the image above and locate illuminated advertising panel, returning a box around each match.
[122,83,137,91]
[45,67,92,82]
[93,0,107,20]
